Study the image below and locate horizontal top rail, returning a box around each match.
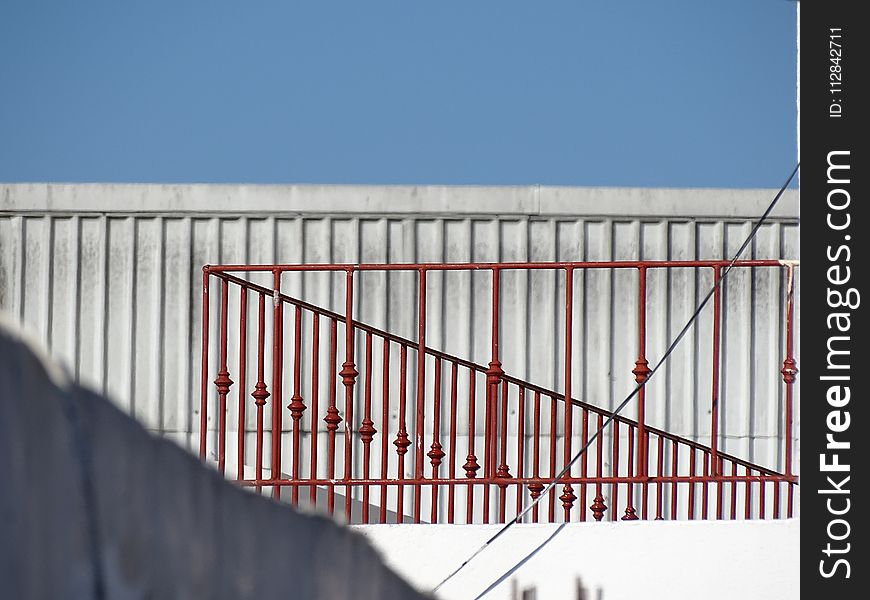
[205,259,798,274]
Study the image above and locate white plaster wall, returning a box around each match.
[356,519,800,600]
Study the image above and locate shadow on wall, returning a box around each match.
[0,318,427,600]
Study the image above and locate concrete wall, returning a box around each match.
[0,183,800,481]
[356,519,800,600]
[0,318,426,599]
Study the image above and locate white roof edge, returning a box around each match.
[1,183,799,219]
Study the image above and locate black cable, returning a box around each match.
[433,163,800,595]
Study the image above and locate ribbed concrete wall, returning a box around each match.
[0,320,425,599]
[0,184,799,484]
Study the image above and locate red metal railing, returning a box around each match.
[199,261,798,524]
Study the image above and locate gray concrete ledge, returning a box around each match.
[2,183,799,219]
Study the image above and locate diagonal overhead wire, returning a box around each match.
[433,163,800,596]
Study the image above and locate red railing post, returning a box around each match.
[629,265,650,520]
[394,346,410,522]
[485,267,504,523]
[199,268,210,460]
[414,269,428,523]
[655,435,664,520]
[360,331,377,523]
[516,386,526,519]
[270,270,284,500]
[215,279,233,475]
[289,304,307,504]
[560,267,576,521]
[429,357,445,522]
[780,263,798,518]
[252,293,270,492]
[529,390,544,522]
[549,394,557,521]
[622,424,637,520]
[447,361,459,523]
[670,440,679,520]
[590,412,607,521]
[324,319,340,515]
[463,369,478,523]
[380,339,391,523]
[611,421,620,521]
[341,269,359,521]
[309,314,320,506]
[236,286,248,481]
[497,379,511,522]
[710,265,722,477]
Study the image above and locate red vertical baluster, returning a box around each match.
[464,369,478,524]
[702,453,709,519]
[394,346,409,523]
[530,391,543,523]
[429,357,445,523]
[611,421,620,522]
[252,293,269,493]
[730,460,737,520]
[670,441,678,520]
[759,475,766,519]
[215,279,233,475]
[560,267,576,522]
[773,480,781,519]
[516,386,526,519]
[580,406,589,522]
[309,314,320,507]
[448,362,459,524]
[497,380,511,523]
[655,435,664,520]
[380,339,390,524]
[324,319,340,516]
[485,268,504,525]
[781,264,798,519]
[482,374,492,525]
[341,269,358,522]
[237,286,248,481]
[549,394,557,522]
[745,466,753,520]
[288,305,306,505]
[622,424,637,520]
[633,266,651,521]
[199,269,210,460]
[360,331,376,523]
[414,269,427,524]
[710,266,722,489]
[688,448,696,520]
[716,457,724,520]
[270,270,284,500]
[590,412,606,522]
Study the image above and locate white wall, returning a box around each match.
[356,519,800,600]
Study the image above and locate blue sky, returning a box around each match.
[0,1,797,187]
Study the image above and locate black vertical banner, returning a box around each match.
[800,0,868,595]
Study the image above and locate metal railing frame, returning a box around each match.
[199,260,799,524]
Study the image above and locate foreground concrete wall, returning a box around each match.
[0,183,800,477]
[0,320,425,600]
[357,519,799,600]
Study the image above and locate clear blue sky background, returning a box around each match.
[1,1,797,187]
